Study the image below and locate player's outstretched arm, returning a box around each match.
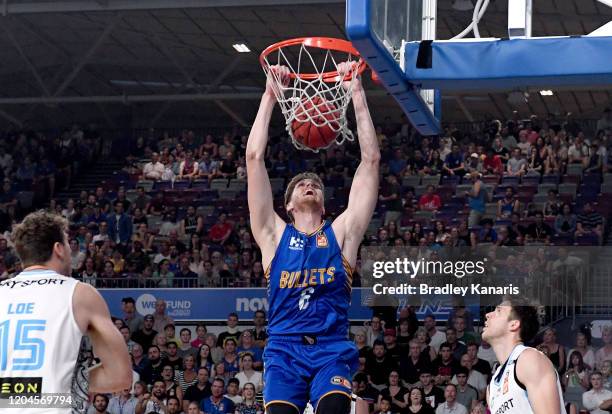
[334,62,380,266]
[246,66,288,262]
[73,283,132,393]
[516,347,563,414]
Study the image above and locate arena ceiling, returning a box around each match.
[0,0,611,131]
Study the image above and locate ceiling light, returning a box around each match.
[232,43,251,53]
[453,0,474,11]
[539,90,554,96]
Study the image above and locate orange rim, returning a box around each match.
[260,37,366,82]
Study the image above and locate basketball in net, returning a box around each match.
[291,96,340,150]
[260,37,366,152]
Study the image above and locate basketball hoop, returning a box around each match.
[260,37,366,152]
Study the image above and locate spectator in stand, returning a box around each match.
[383,328,402,366]
[120,297,143,334]
[141,345,166,385]
[235,353,263,392]
[555,203,577,236]
[107,201,133,247]
[453,367,478,412]
[237,330,263,369]
[366,315,385,347]
[175,257,198,288]
[506,148,527,177]
[443,145,466,177]
[209,213,233,245]
[69,238,85,275]
[376,396,393,414]
[497,187,520,219]
[152,299,175,334]
[419,369,444,409]
[595,326,612,370]
[251,310,268,348]
[179,150,199,181]
[602,360,611,390]
[568,134,590,166]
[566,332,596,371]
[177,355,199,394]
[221,338,240,378]
[424,150,445,176]
[389,148,408,176]
[414,328,437,362]
[526,211,553,244]
[451,354,487,401]
[582,371,612,414]
[166,342,184,371]
[235,382,264,414]
[183,367,212,412]
[465,153,483,175]
[400,340,434,388]
[107,387,138,414]
[191,324,207,348]
[436,384,467,414]
[153,259,175,288]
[132,343,148,375]
[181,205,204,236]
[120,325,137,354]
[563,351,592,411]
[538,328,566,373]
[218,151,237,179]
[379,174,402,212]
[491,136,510,162]
[544,190,563,217]
[37,157,57,198]
[452,317,479,346]
[177,328,198,359]
[198,151,219,182]
[200,378,234,414]
[423,315,446,353]
[482,148,503,175]
[465,343,490,378]
[378,370,409,413]
[465,172,486,228]
[576,202,604,243]
[143,152,166,181]
[217,312,241,348]
[418,185,442,213]
[366,340,397,391]
[90,393,110,414]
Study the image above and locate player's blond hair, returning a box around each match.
[284,172,325,222]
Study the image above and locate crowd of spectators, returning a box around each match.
[81,299,612,414]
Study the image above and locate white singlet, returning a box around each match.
[488,344,566,414]
[0,269,85,413]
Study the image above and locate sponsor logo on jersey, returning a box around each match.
[502,372,509,394]
[494,397,515,414]
[289,236,305,251]
[330,376,351,390]
[0,377,42,397]
[0,279,67,289]
[316,232,328,248]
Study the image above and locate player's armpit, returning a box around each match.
[73,283,132,393]
[516,348,562,414]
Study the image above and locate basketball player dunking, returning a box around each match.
[483,299,566,414]
[247,63,379,414]
[0,211,132,413]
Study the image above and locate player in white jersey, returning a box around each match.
[483,298,566,414]
[0,211,132,413]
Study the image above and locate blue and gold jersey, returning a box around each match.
[266,220,353,338]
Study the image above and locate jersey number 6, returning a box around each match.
[299,287,315,310]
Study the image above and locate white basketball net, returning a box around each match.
[262,41,361,152]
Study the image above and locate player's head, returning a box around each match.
[482,297,539,345]
[284,172,325,222]
[12,211,71,276]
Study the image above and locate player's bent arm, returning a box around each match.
[516,348,562,414]
[334,84,380,264]
[73,282,132,393]
[246,89,285,259]
[355,396,369,414]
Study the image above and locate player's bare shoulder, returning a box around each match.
[515,346,556,382]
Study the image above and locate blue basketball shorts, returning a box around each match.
[263,337,359,413]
